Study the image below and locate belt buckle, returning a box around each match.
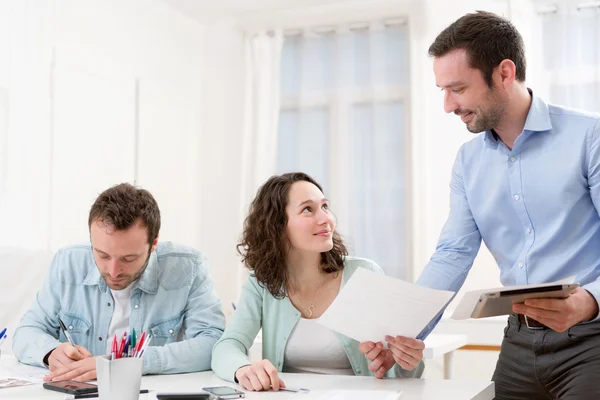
[524,315,544,330]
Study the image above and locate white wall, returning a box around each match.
[0,0,205,251]
[198,19,246,312]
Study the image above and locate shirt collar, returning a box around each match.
[483,88,552,148]
[522,89,553,132]
[82,250,159,294]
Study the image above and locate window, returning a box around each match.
[276,22,411,279]
[538,2,600,110]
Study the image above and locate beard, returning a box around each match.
[102,249,152,290]
[455,87,507,133]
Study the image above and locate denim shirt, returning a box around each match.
[13,242,225,375]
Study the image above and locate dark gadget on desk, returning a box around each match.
[42,380,98,395]
[471,283,579,318]
[156,394,211,400]
[202,386,245,399]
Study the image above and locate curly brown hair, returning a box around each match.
[237,172,348,299]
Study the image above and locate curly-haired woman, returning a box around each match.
[211,172,425,391]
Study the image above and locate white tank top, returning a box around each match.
[283,317,354,375]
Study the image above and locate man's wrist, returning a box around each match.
[43,348,55,368]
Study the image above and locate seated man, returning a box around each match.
[13,183,225,382]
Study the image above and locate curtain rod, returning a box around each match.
[537,1,600,14]
[281,17,408,37]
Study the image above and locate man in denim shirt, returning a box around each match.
[12,183,225,381]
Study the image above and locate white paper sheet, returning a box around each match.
[451,276,577,320]
[291,390,402,400]
[316,268,454,343]
[0,357,48,383]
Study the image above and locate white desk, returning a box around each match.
[1,355,493,400]
[423,334,467,379]
[250,333,468,380]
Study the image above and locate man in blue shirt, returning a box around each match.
[13,183,225,381]
[408,10,600,399]
[360,12,600,399]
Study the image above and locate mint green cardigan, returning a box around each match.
[211,257,425,382]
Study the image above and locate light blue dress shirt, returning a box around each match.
[417,91,600,335]
[13,241,225,374]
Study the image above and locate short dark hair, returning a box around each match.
[237,172,348,299]
[429,11,526,87]
[88,183,161,244]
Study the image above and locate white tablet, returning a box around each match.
[471,283,579,318]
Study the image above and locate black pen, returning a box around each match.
[67,389,152,399]
[58,317,76,347]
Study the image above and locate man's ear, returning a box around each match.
[496,59,517,89]
[150,234,159,253]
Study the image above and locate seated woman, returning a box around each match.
[211,172,425,391]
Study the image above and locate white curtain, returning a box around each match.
[276,23,411,279]
[239,30,284,289]
[536,1,600,110]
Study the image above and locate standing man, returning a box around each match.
[418,12,600,399]
[13,183,225,381]
[412,10,600,399]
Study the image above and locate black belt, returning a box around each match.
[515,313,547,329]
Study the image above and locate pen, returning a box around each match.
[136,334,153,358]
[117,331,127,359]
[232,302,237,311]
[111,334,117,360]
[67,389,152,399]
[131,328,137,350]
[123,335,131,357]
[58,318,76,347]
[133,331,146,357]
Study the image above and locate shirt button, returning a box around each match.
[107,302,111,307]
[134,304,139,309]
[510,156,517,162]
[98,337,103,341]
[526,228,532,234]
[519,263,524,268]
[168,329,174,334]
[68,325,73,330]
[514,194,520,201]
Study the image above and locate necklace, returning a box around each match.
[292,275,326,318]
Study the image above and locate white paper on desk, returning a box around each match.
[451,276,577,320]
[0,360,48,383]
[317,268,454,343]
[0,377,37,388]
[291,390,402,400]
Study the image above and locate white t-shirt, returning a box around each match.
[105,283,135,354]
[283,317,354,375]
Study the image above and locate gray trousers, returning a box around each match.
[492,314,600,399]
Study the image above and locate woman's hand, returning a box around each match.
[385,336,425,370]
[359,341,396,378]
[235,359,286,391]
